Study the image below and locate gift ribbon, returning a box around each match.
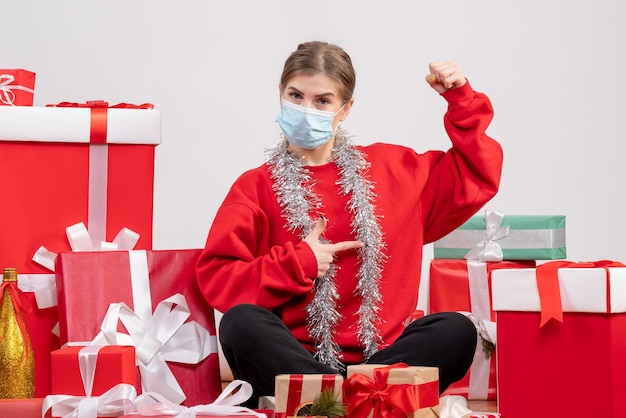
[464,210,510,262]
[438,395,472,418]
[77,345,105,397]
[465,261,495,399]
[0,73,34,106]
[279,374,339,418]
[133,379,267,418]
[342,363,439,418]
[536,260,626,327]
[42,383,137,418]
[47,100,155,109]
[438,395,501,418]
[90,250,218,405]
[44,100,152,241]
[26,222,140,310]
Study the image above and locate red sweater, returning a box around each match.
[196,81,503,363]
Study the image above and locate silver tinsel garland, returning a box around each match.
[266,127,386,370]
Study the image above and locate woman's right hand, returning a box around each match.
[303,216,364,278]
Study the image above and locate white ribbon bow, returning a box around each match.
[464,210,510,262]
[90,293,217,405]
[438,395,474,418]
[21,222,139,310]
[42,383,137,418]
[133,380,267,418]
[0,73,34,105]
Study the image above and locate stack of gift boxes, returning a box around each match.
[4,68,623,418]
[0,69,227,417]
[430,209,626,418]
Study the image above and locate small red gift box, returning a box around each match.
[343,364,440,418]
[51,345,137,396]
[274,374,343,418]
[55,249,222,407]
[0,69,36,106]
[0,101,159,397]
[428,259,535,400]
[492,261,626,418]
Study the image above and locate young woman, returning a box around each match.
[196,41,503,402]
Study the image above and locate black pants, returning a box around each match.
[219,304,476,404]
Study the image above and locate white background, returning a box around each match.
[5,0,625,308]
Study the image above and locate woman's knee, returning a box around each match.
[219,304,265,343]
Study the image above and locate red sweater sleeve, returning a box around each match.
[420,80,503,243]
[195,171,318,313]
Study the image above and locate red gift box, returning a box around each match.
[492,261,626,418]
[0,69,36,106]
[0,102,159,396]
[428,259,535,400]
[51,345,137,396]
[55,249,222,406]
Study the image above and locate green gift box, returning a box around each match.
[433,211,566,261]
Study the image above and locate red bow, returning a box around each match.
[343,363,439,418]
[45,100,154,109]
[536,260,626,326]
[45,100,154,143]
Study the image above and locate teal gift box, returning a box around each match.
[433,211,566,261]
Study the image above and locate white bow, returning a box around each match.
[438,395,474,418]
[464,210,510,262]
[134,380,267,418]
[42,383,137,418]
[22,222,139,310]
[90,293,217,405]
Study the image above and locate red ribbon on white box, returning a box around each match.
[133,380,267,418]
[0,73,34,106]
[89,250,218,405]
[464,210,510,262]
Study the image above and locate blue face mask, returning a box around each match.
[276,100,344,149]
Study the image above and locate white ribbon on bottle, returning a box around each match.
[0,73,34,106]
[42,382,138,418]
[89,249,218,405]
[133,380,267,418]
[464,210,510,262]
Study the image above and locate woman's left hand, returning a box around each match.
[425,61,466,93]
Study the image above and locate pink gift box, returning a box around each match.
[0,69,35,106]
[55,249,223,406]
[492,261,626,418]
[428,259,534,400]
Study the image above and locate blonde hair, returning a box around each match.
[280,41,356,104]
